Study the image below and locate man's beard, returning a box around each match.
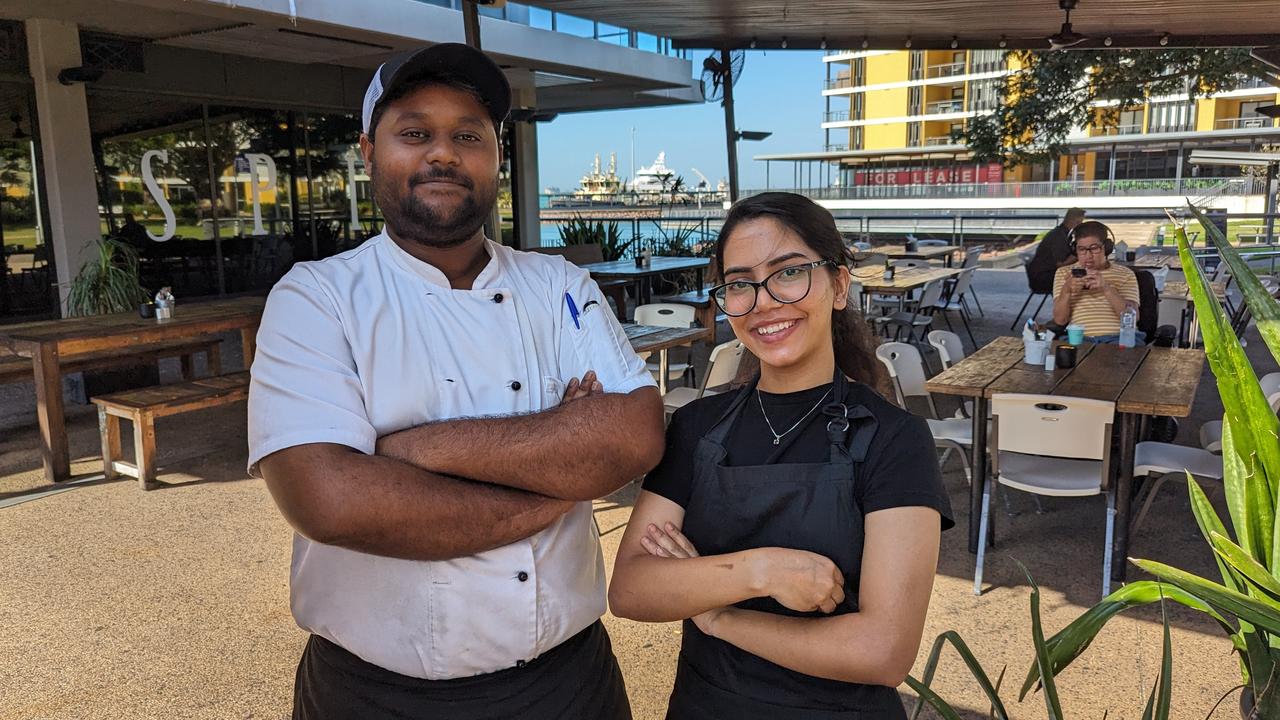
[374,167,498,249]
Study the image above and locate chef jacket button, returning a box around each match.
[510,381,522,391]
[517,571,529,582]
[493,293,504,303]
[516,660,527,668]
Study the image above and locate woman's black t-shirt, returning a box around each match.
[642,380,954,711]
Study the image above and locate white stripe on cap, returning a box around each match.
[361,63,386,134]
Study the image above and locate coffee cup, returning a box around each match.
[1055,344,1078,369]
[1066,324,1085,345]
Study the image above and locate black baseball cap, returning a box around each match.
[361,43,511,135]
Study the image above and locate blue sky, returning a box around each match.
[536,50,826,193]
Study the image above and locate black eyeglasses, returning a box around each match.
[710,260,834,317]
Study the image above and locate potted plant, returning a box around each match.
[558,214,633,261]
[65,238,156,396]
[65,238,150,317]
[1000,204,1280,718]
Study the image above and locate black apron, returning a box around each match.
[665,373,907,720]
[293,621,631,720]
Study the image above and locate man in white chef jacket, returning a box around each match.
[247,43,665,720]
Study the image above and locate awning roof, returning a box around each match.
[521,1,1280,50]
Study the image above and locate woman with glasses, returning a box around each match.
[609,192,953,719]
[1051,220,1143,344]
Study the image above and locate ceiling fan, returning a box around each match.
[1048,0,1087,49]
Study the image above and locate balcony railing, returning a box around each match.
[824,143,850,152]
[1095,123,1144,136]
[925,136,955,146]
[926,100,966,115]
[758,177,1260,202]
[926,62,967,79]
[1216,116,1276,130]
[824,76,865,91]
[824,110,851,122]
[1148,123,1197,134]
[1231,74,1277,91]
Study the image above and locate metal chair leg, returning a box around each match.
[959,305,978,348]
[968,287,986,317]
[1010,290,1037,331]
[1131,473,1171,535]
[1032,294,1050,322]
[974,483,993,595]
[1103,491,1116,597]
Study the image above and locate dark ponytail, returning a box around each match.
[715,192,888,395]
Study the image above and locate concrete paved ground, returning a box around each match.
[2,268,1273,719]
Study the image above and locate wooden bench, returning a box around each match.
[0,338,222,386]
[658,289,721,346]
[91,371,250,489]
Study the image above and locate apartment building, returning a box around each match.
[784,49,1280,194]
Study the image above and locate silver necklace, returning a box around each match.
[757,387,832,445]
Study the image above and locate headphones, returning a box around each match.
[1067,221,1116,257]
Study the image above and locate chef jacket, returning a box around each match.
[247,232,655,680]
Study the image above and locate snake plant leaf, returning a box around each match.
[1187,202,1280,365]
[1018,580,1234,700]
[1023,566,1065,719]
[1175,225,1279,567]
[1210,531,1280,605]
[909,630,1009,720]
[902,676,965,720]
[1188,473,1248,593]
[1133,560,1280,633]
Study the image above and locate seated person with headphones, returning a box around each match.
[1051,220,1144,344]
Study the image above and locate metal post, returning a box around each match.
[286,111,303,256]
[462,1,482,48]
[1174,141,1184,194]
[1108,145,1117,195]
[303,112,318,259]
[721,49,740,203]
[201,104,226,295]
[1266,161,1277,244]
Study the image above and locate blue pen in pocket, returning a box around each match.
[565,292,581,330]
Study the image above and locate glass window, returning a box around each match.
[0,87,53,321]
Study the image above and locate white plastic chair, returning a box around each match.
[875,280,945,343]
[927,330,967,370]
[932,267,978,347]
[928,330,974,418]
[635,303,697,386]
[662,340,744,416]
[848,282,865,315]
[976,394,1116,597]
[1130,441,1224,533]
[1199,377,1280,453]
[874,342,972,483]
[959,246,985,316]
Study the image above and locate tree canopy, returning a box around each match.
[959,48,1276,166]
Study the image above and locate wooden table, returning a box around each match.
[925,336,1205,581]
[877,244,961,266]
[1132,254,1180,269]
[0,296,265,483]
[624,323,707,395]
[584,256,711,306]
[851,265,963,296]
